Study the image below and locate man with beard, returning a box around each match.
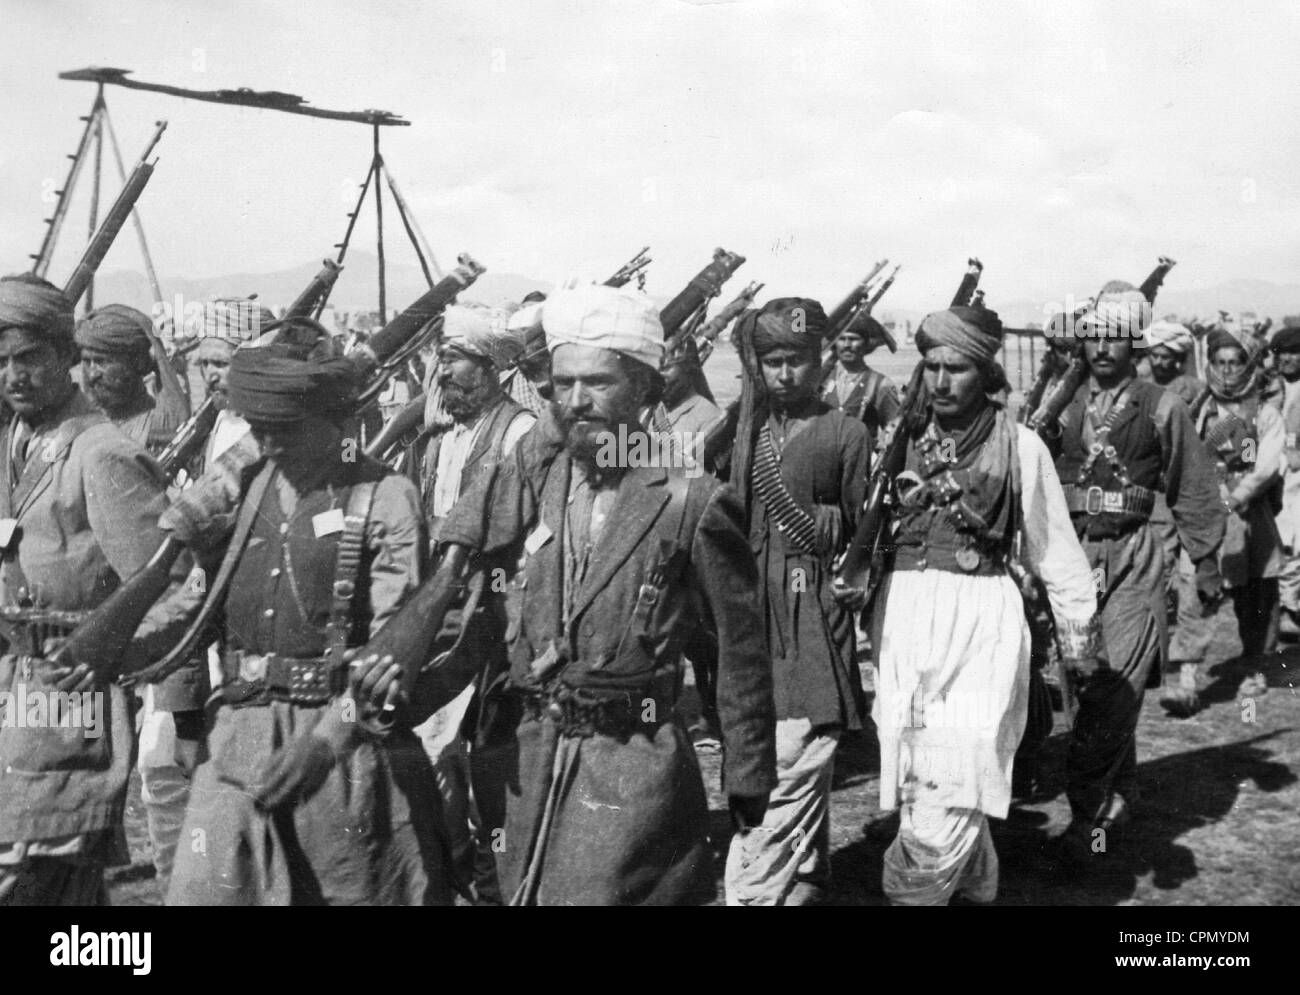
[1142,319,1204,406]
[869,304,1099,905]
[73,304,203,890]
[1272,320,1300,635]
[718,297,869,905]
[501,301,552,416]
[415,305,535,902]
[193,298,276,472]
[1167,328,1282,710]
[75,304,190,454]
[1047,282,1225,871]
[819,315,900,455]
[164,316,443,905]
[433,283,776,905]
[0,274,202,905]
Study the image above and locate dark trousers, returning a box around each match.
[1066,524,1164,822]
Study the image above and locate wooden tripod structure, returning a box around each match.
[44,66,440,321]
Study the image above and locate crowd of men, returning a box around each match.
[0,263,1289,906]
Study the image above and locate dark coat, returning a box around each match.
[439,431,777,904]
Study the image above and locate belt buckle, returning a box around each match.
[1102,490,1125,513]
[1084,486,1104,516]
[238,653,268,683]
[290,660,328,698]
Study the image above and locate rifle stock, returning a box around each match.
[59,256,487,684]
[834,360,928,592]
[64,123,166,304]
[1139,256,1176,304]
[660,248,745,342]
[826,260,887,336]
[951,258,983,308]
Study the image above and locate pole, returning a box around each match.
[373,124,387,321]
[85,85,105,313]
[103,108,165,307]
[383,163,440,285]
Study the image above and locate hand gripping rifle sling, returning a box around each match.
[58,255,488,686]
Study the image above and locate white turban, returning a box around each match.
[1145,319,1193,355]
[441,303,523,371]
[542,284,664,371]
[1078,282,1152,346]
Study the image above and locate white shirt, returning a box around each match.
[430,407,535,518]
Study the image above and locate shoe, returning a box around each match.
[1159,685,1201,718]
[1042,819,1094,881]
[1237,672,1269,700]
[863,811,900,844]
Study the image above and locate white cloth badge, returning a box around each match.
[312,508,346,538]
[525,520,554,555]
[1091,565,1107,595]
[0,518,17,551]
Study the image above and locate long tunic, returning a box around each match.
[750,404,869,728]
[0,389,202,845]
[438,435,777,905]
[873,421,1097,819]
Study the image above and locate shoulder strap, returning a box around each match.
[857,369,884,422]
[123,461,275,688]
[752,423,819,555]
[324,479,379,661]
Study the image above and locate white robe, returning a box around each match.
[873,424,1097,820]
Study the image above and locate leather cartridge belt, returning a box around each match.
[512,683,666,741]
[0,606,86,658]
[891,543,1007,576]
[221,649,347,706]
[1062,484,1156,517]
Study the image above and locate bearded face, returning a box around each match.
[436,345,499,422]
[81,346,149,417]
[551,344,649,467]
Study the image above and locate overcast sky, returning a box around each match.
[3,0,1298,314]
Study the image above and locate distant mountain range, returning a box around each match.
[92,253,1300,331]
[91,251,549,324]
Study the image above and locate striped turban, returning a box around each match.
[442,304,525,372]
[228,317,359,424]
[1145,319,1194,355]
[1078,281,1152,348]
[543,284,664,373]
[198,297,277,344]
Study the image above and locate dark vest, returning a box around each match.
[421,395,527,524]
[224,460,388,658]
[1056,377,1165,535]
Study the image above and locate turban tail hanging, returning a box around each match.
[75,304,154,354]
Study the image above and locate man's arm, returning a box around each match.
[688,482,777,802]
[364,472,427,634]
[1228,403,1283,510]
[82,431,207,706]
[1156,391,1227,564]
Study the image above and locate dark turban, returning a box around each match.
[835,313,897,354]
[75,303,153,355]
[662,335,716,404]
[1271,325,1300,353]
[228,317,360,424]
[0,274,75,348]
[751,297,828,356]
[1206,327,1246,358]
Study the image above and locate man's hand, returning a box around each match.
[830,577,867,612]
[728,793,769,831]
[345,650,404,713]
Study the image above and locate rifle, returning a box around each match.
[865,264,901,314]
[1139,256,1176,304]
[696,281,763,364]
[604,247,651,289]
[951,258,983,308]
[56,255,488,686]
[826,260,887,338]
[154,258,345,480]
[1021,307,1088,431]
[64,121,166,305]
[833,360,929,594]
[660,248,746,345]
[365,391,427,464]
